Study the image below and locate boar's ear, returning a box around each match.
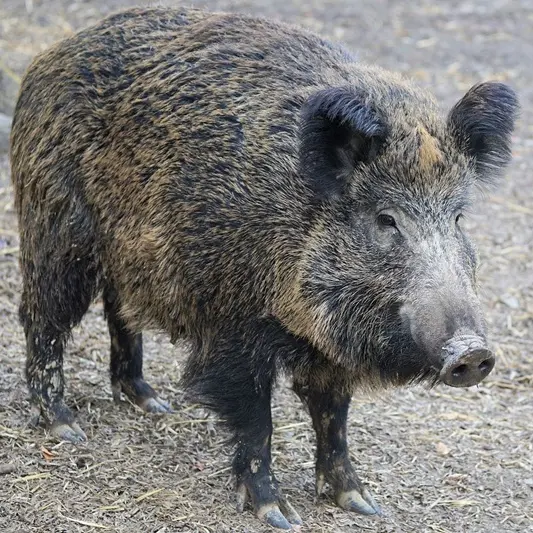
[447,82,519,184]
[300,87,388,197]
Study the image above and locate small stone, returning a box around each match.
[435,442,450,456]
[0,464,16,475]
[500,294,520,309]
[416,37,437,49]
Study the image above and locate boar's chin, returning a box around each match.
[375,333,441,388]
[323,309,440,388]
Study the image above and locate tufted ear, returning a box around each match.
[299,87,388,197]
[447,82,519,184]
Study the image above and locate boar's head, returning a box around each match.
[289,79,518,388]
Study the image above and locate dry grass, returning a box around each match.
[1,1,532,532]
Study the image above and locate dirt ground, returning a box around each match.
[0,1,532,532]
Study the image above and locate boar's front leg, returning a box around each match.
[232,402,302,530]
[103,287,171,413]
[294,373,381,516]
[183,320,303,530]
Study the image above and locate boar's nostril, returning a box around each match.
[478,360,491,373]
[451,364,468,378]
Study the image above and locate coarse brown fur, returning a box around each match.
[10,7,518,528]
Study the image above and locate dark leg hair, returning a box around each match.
[293,365,381,516]
[183,319,303,530]
[19,256,98,443]
[103,287,170,413]
[22,319,87,442]
[16,167,101,443]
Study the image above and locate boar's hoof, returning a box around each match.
[29,400,87,443]
[336,488,381,516]
[261,507,294,530]
[112,378,172,413]
[50,420,87,443]
[316,464,381,516]
[139,396,173,414]
[236,484,302,530]
[258,502,302,531]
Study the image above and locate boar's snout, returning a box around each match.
[439,335,495,387]
[400,300,496,387]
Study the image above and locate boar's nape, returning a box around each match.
[447,81,519,184]
[299,87,388,198]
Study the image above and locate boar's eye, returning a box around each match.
[377,213,397,228]
[455,213,463,225]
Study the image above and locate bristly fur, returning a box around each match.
[447,82,520,186]
[9,6,518,524]
[300,87,389,197]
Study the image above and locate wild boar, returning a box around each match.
[10,7,518,529]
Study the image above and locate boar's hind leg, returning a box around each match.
[103,287,171,413]
[294,375,381,516]
[19,256,97,443]
[22,318,87,443]
[183,321,303,530]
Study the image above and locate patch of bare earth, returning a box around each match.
[0,1,532,532]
